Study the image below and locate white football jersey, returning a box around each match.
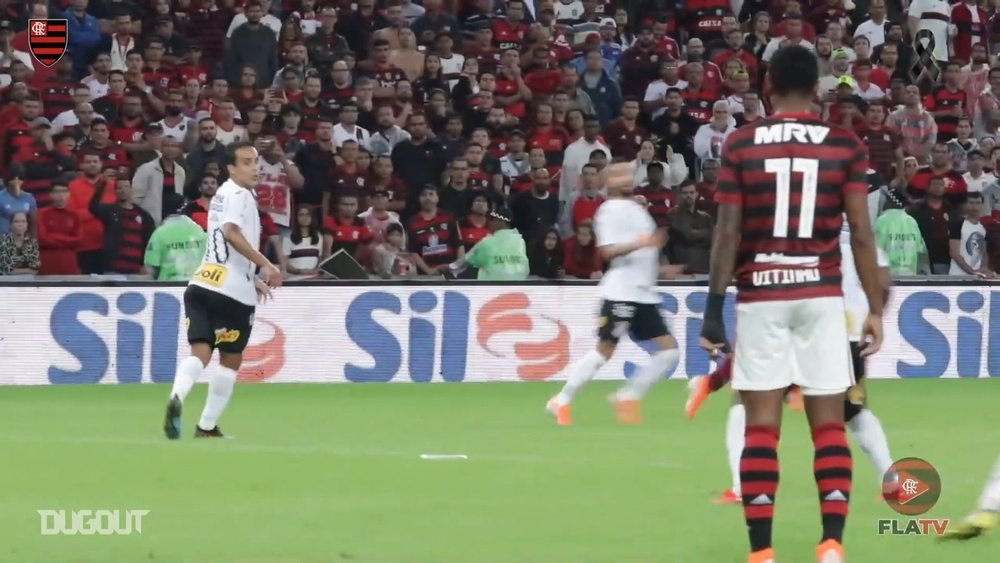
[258,159,292,228]
[190,180,262,306]
[594,198,660,304]
[840,220,889,342]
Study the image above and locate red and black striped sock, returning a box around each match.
[707,359,732,392]
[741,424,780,552]
[812,421,852,543]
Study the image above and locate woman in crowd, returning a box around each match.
[562,220,603,280]
[529,227,563,279]
[0,212,40,275]
[282,205,323,278]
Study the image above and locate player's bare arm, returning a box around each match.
[843,188,884,355]
[222,222,282,288]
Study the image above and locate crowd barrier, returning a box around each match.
[0,280,997,385]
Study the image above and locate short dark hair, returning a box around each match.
[967,191,985,203]
[768,45,819,98]
[226,141,256,166]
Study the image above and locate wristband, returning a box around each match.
[705,292,726,321]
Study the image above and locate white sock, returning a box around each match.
[555,350,607,404]
[197,367,237,430]
[616,348,681,401]
[726,404,746,495]
[977,455,1000,512]
[847,409,895,485]
[170,356,204,403]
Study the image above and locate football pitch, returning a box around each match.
[1,379,998,563]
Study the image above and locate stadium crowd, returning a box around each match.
[0,0,999,280]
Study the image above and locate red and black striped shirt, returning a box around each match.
[634,184,677,228]
[298,99,331,137]
[924,85,967,143]
[458,216,490,251]
[406,210,459,267]
[716,115,869,303]
[40,78,77,120]
[2,120,34,170]
[109,206,148,273]
[82,141,130,172]
[323,215,373,256]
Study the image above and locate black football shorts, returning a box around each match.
[596,300,670,344]
[184,285,255,354]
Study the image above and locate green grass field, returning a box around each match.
[1,379,998,563]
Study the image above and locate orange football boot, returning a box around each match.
[546,398,572,426]
[714,488,741,505]
[816,539,844,563]
[612,397,642,424]
[747,547,775,563]
[686,376,712,420]
[787,386,804,411]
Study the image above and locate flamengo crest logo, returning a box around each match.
[28,19,68,68]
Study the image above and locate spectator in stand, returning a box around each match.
[762,15,815,63]
[666,183,713,274]
[36,180,81,275]
[88,177,155,275]
[889,84,938,164]
[695,159,720,219]
[144,206,207,281]
[635,161,675,228]
[529,227,564,279]
[876,189,928,276]
[0,212,39,275]
[855,0,889,49]
[323,190,374,268]
[281,205,324,278]
[133,136,185,225]
[182,175,218,231]
[603,98,647,162]
[562,219,602,279]
[910,143,969,207]
[360,189,403,244]
[911,176,955,274]
[950,191,993,277]
[962,44,989,125]
[69,153,115,274]
[457,193,492,254]
[406,185,460,273]
[225,1,280,89]
[560,115,610,231]
[512,167,560,243]
[966,151,996,193]
[925,62,969,143]
[861,102,904,182]
[693,100,735,163]
[374,222,423,278]
[572,164,605,229]
[0,165,36,235]
[946,118,979,173]
[579,49,622,126]
[907,0,951,68]
[618,25,662,99]
[950,0,988,65]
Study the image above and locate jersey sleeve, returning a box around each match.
[218,189,251,232]
[715,134,743,205]
[844,137,870,195]
[464,237,489,268]
[144,231,162,267]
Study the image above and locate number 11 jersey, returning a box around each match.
[716,114,870,303]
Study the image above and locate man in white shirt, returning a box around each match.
[164,142,282,440]
[226,0,282,38]
[762,16,816,63]
[643,59,687,120]
[949,191,991,276]
[559,116,610,234]
[855,0,889,48]
[332,102,371,148]
[819,49,854,93]
[52,102,105,134]
[546,161,678,426]
[964,150,995,192]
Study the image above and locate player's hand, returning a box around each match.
[634,194,648,206]
[700,318,729,354]
[254,277,273,303]
[262,262,283,289]
[860,313,883,357]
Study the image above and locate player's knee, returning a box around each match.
[218,352,243,372]
[595,340,617,359]
[190,343,213,367]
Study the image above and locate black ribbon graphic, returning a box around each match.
[910,29,941,84]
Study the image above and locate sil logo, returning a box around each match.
[476,292,570,380]
[237,319,286,382]
[883,457,942,515]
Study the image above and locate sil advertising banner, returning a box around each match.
[0,284,996,385]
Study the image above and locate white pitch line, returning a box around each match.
[0,433,687,469]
